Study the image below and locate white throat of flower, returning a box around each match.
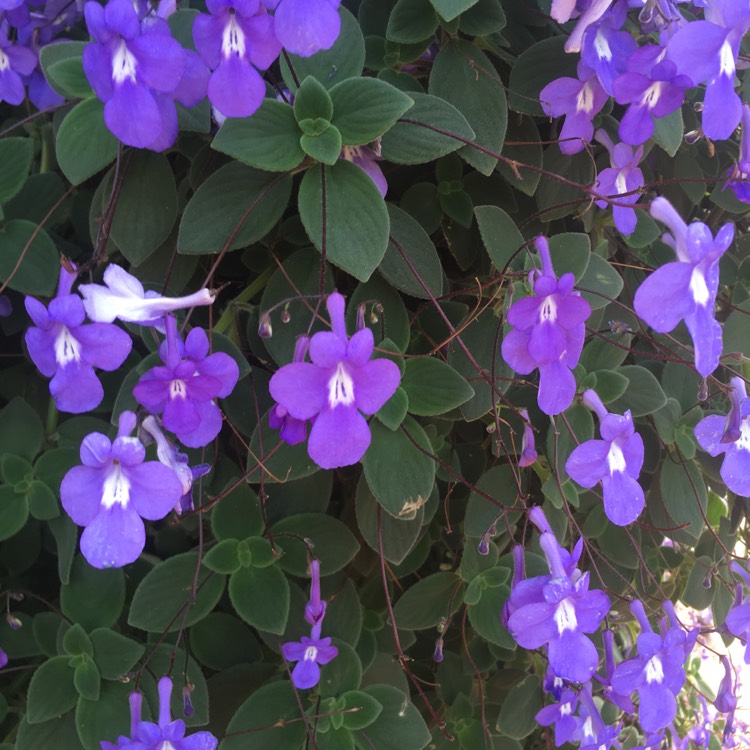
[222,12,246,58]
[737,419,750,453]
[539,296,558,324]
[112,39,138,85]
[159,742,176,750]
[54,326,82,367]
[615,170,628,196]
[719,39,735,78]
[101,461,131,509]
[553,598,578,635]
[593,29,612,61]
[576,82,596,114]
[327,362,355,409]
[304,645,318,662]
[689,266,710,307]
[607,440,626,474]
[645,654,664,684]
[641,81,664,111]
[0,48,9,72]
[169,379,187,400]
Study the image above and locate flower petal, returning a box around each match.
[80,504,146,569]
[307,406,370,469]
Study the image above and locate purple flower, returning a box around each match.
[725,104,750,203]
[101,691,142,750]
[571,684,622,750]
[507,524,610,682]
[133,316,239,449]
[563,0,616,54]
[102,677,217,750]
[540,63,608,155]
[82,0,187,149]
[341,142,387,198]
[633,197,733,377]
[565,388,645,526]
[0,294,11,317]
[0,648,7,669]
[25,265,132,414]
[0,20,37,104]
[269,291,401,469]
[61,411,183,569]
[518,408,538,467]
[715,655,737,742]
[694,377,750,497]
[536,688,580,746]
[79,264,215,326]
[262,0,341,58]
[611,600,694,733]
[612,45,692,146]
[281,623,339,690]
[667,2,750,140]
[141,416,211,513]
[594,128,644,235]
[501,235,591,416]
[269,335,310,446]
[725,562,750,663]
[193,0,281,119]
[304,558,326,627]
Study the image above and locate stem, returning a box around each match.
[45,398,58,438]
[212,266,274,336]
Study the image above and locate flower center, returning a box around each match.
[159,743,176,750]
[737,419,750,453]
[54,325,82,367]
[593,29,612,62]
[689,266,710,306]
[553,598,578,635]
[0,49,9,72]
[101,461,131,509]
[615,170,627,196]
[719,39,735,78]
[327,362,355,408]
[645,654,664,683]
[170,380,187,399]
[303,646,318,662]
[222,11,246,57]
[539,296,558,324]
[641,81,663,110]
[560,701,572,716]
[112,39,138,85]
[576,81,595,114]
[607,441,626,474]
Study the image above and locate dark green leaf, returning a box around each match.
[431,0,478,21]
[496,676,542,738]
[0,138,33,204]
[62,624,92,657]
[229,563,290,635]
[341,690,383,730]
[0,219,59,296]
[578,252,624,309]
[60,556,125,631]
[294,75,335,122]
[609,365,668,417]
[204,538,242,574]
[0,398,43,461]
[211,480,263,541]
[653,108,684,157]
[76,680,132,750]
[26,656,76,724]
[474,205,525,272]
[90,629,145,680]
[0,485,29,542]
[358,685,430,750]
[467,584,514,648]
[73,658,100,701]
[659,458,707,539]
[509,37,575,115]
[300,124,343,165]
[393,572,462,629]
[39,42,89,98]
[401,358,474,415]
[189,612,262,670]
[465,465,522,536]
[387,0,439,43]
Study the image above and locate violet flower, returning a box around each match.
[518,408,538,467]
[535,687,580,746]
[341,142,387,198]
[725,562,750,663]
[82,0,187,149]
[269,335,310,446]
[304,558,326,627]
[141,416,211,513]
[694,377,750,497]
[715,655,737,742]
[101,691,142,750]
[0,20,37,104]
[79,264,215,326]
[725,103,750,203]
[594,128,644,235]
[610,600,694,733]
[571,683,622,750]
[507,522,610,682]
[634,197,733,377]
[269,291,401,469]
[61,411,183,569]
[0,648,7,669]
[565,389,645,526]
[612,45,692,146]
[25,264,132,414]
[262,0,341,58]
[193,0,281,119]
[501,235,592,416]
[564,0,616,54]
[539,63,608,155]
[133,316,240,449]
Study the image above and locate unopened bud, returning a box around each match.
[280,309,291,324]
[6,614,22,630]
[684,129,702,145]
[356,304,366,331]
[477,536,490,556]
[703,572,713,589]
[183,683,195,717]
[7,592,24,602]
[258,313,273,339]
[693,101,704,113]
[433,637,444,663]
[698,379,708,402]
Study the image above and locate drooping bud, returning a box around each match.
[258,313,273,339]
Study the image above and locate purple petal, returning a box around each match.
[309,332,347,369]
[720,445,750,497]
[175,400,224,448]
[633,263,694,333]
[80,504,146,569]
[129,34,186,92]
[50,361,105,413]
[547,629,599,682]
[61,466,105,526]
[281,640,306,661]
[84,43,115,101]
[352,359,400,415]
[537,360,576,416]
[74,323,133,370]
[243,11,283,69]
[24,326,58,377]
[726,603,750,637]
[307,405,370,469]
[198,353,240,398]
[694,414,728,457]
[601,470,645,525]
[639,682,677,732]
[163,395,202,436]
[501,328,536,375]
[127,462,183,520]
[104,81,162,149]
[290,657,321,689]
[346,329,374,365]
[684,305,723,377]
[273,0,340,57]
[667,21,727,85]
[269,362,329,420]
[528,321,567,365]
[565,440,610,487]
[507,601,557,649]
[208,56,265,118]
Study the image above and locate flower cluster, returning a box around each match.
[281,559,338,689]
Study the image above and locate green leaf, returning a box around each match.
[1,453,32,485]
[348,274,411,351]
[401,358,474,416]
[298,160,389,281]
[496,676,542,738]
[319,727,355,750]
[26,656,76,724]
[592,370,629,403]
[90,629,145,680]
[128,552,225,632]
[393,572,463,629]
[56,98,118,185]
[0,398,43,461]
[212,99,304,172]
[467,584,514,648]
[77,679,132,750]
[211,481,263,541]
[178,163,292,254]
[62,624,92,657]
[547,233,591,281]
[537,148,595,221]
[301,124,343,165]
[109,152,177,265]
[61,556,125,631]
[222,681,307,750]
[609,365,668,417]
[464,465,522,536]
[27,480,59,520]
[0,219,59,296]
[431,0,478,21]
[380,92,475,165]
[460,0,506,35]
[272,513,360,575]
[358,685,430,750]
[653,107,684,157]
[474,205,525,272]
[294,75,335,122]
[363,417,435,520]
[0,138,33,204]
[281,8,364,92]
[39,42,89,98]
[380,203,443,298]
[73,658,100,701]
[429,40,507,175]
[248,413,321,484]
[377,387,409,430]
[578,252,624,309]
[189,612,262,670]
[341,690,383,730]
[204,539,242,574]
[320,642,363,698]
[0,485,29,542]
[228,563,290,635]
[387,0,439,43]
[659,458,707,539]
[17,713,80,750]
[330,78,413,145]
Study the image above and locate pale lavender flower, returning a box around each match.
[694,377,750,497]
[193,0,281,119]
[540,63,608,155]
[518,408,537,467]
[725,562,750,663]
[262,0,341,57]
[634,197,733,377]
[564,0,616,54]
[501,235,591,416]
[715,655,737,742]
[61,411,183,569]
[133,316,239,449]
[725,104,750,203]
[0,20,36,104]
[269,292,401,469]
[25,265,132,414]
[269,335,310,446]
[79,264,215,326]
[341,142,387,198]
[565,389,645,526]
[594,128,644,235]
